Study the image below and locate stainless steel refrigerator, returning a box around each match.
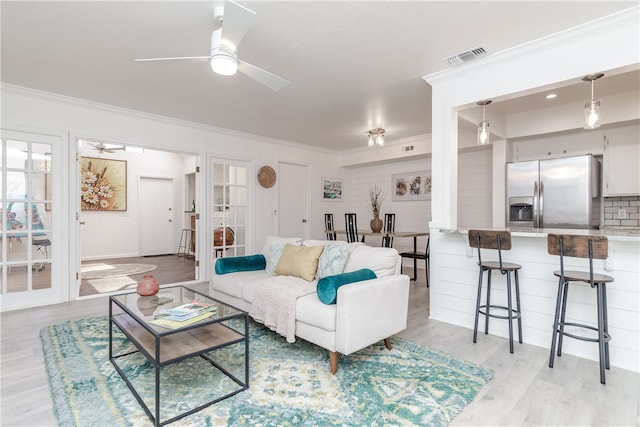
[506,154,601,229]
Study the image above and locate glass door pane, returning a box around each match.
[212,161,248,260]
[1,131,58,307]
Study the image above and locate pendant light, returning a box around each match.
[476,100,492,145]
[583,73,604,129]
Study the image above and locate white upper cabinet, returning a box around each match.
[603,124,640,196]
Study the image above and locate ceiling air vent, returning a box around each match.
[445,46,487,65]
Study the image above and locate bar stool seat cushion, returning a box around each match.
[479,261,521,271]
[553,270,614,283]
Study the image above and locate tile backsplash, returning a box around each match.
[603,196,640,228]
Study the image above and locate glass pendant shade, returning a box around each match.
[376,134,384,146]
[584,99,601,129]
[582,73,604,130]
[477,121,490,145]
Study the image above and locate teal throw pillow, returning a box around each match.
[215,254,266,275]
[317,268,377,305]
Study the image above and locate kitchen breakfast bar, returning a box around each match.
[427,227,640,375]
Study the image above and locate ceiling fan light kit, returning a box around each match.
[135,0,289,91]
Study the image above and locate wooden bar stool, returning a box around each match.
[547,234,613,384]
[469,230,523,353]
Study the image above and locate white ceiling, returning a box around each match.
[2,1,637,151]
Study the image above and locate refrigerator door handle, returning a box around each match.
[533,181,539,228]
[539,181,544,228]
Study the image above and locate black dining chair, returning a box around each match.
[382,213,395,247]
[324,213,337,241]
[400,237,430,287]
[344,213,361,243]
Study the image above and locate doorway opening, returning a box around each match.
[77,139,199,297]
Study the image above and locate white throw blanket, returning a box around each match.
[249,275,317,343]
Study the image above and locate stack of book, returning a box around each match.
[150,301,217,329]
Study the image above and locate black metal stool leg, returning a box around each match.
[473,269,484,343]
[549,277,564,368]
[557,281,570,357]
[515,270,523,344]
[603,283,610,370]
[506,271,514,354]
[485,270,492,335]
[596,282,606,384]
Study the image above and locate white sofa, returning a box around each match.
[210,236,410,373]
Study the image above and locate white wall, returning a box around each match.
[78,147,190,260]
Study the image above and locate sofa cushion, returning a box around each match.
[344,245,399,277]
[214,254,266,275]
[296,293,337,331]
[317,268,377,305]
[275,244,324,281]
[211,270,270,299]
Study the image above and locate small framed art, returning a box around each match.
[322,177,342,201]
[392,171,431,201]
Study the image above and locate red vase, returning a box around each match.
[137,274,159,296]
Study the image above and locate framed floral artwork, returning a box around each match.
[80,157,127,211]
[322,177,342,201]
[392,171,431,201]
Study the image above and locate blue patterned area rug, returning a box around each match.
[40,317,492,426]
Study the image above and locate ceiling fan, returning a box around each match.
[89,143,125,154]
[135,0,289,91]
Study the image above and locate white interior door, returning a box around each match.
[278,162,307,238]
[139,177,175,256]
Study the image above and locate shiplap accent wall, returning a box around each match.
[346,148,493,254]
[348,157,431,254]
[430,230,639,373]
[457,147,492,229]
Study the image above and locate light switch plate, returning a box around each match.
[618,208,627,219]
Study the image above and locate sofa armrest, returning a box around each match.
[334,274,410,355]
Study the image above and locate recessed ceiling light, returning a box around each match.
[546,93,557,99]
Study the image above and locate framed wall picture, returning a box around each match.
[322,177,342,201]
[80,157,127,211]
[392,171,431,201]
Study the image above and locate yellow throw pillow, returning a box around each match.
[274,244,324,281]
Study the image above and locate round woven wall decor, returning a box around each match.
[257,166,276,188]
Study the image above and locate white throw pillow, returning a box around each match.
[265,243,286,275]
[315,243,349,279]
[262,236,302,262]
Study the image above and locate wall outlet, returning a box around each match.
[618,208,627,219]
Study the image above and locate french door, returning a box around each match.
[0,129,65,311]
[211,158,251,264]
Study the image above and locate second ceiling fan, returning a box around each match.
[135,0,289,91]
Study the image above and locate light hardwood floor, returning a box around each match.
[2,274,639,426]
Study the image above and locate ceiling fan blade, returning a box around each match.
[220,0,256,52]
[135,56,211,62]
[238,60,289,91]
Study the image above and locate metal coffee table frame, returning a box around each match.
[109,285,249,427]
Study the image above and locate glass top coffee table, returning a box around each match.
[109,285,248,427]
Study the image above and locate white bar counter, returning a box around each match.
[428,227,640,374]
